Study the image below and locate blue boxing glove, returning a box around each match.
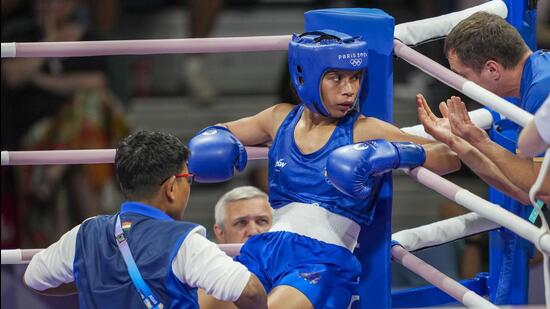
[325,139,426,198]
[188,126,247,183]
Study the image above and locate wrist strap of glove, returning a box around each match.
[392,142,426,169]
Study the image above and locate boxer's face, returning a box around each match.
[320,70,363,118]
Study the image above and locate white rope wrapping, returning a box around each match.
[392,212,499,252]
[1,249,23,264]
[1,151,9,165]
[394,0,507,46]
[1,42,16,58]
[1,249,44,265]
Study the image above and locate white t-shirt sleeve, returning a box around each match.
[171,226,250,302]
[24,224,80,290]
[534,97,550,144]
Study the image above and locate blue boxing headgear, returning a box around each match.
[288,30,368,117]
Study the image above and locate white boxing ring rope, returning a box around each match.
[2,0,549,306]
[393,212,500,252]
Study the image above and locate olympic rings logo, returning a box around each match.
[350,58,362,66]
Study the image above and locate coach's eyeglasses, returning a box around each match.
[160,173,195,185]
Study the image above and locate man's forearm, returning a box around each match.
[470,137,542,193]
[518,121,549,157]
[448,136,530,204]
[422,142,461,175]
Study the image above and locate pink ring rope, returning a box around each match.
[1,245,242,264]
[391,246,497,308]
[1,147,268,165]
[1,35,290,58]
[393,39,533,127]
[406,167,550,254]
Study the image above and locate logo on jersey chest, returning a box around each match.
[274,159,287,169]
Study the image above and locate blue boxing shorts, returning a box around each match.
[236,231,361,309]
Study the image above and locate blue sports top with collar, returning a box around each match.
[120,201,174,220]
[74,202,201,308]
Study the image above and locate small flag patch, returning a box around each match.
[122,221,132,232]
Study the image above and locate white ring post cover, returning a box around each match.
[1,249,22,264]
[394,0,507,45]
[392,212,499,251]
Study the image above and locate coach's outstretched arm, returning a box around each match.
[417,94,533,204]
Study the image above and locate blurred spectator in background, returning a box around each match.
[182,0,223,105]
[213,186,272,244]
[1,0,130,248]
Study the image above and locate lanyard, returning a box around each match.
[528,200,546,224]
[115,215,164,309]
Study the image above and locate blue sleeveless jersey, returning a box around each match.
[268,104,380,225]
[74,202,200,308]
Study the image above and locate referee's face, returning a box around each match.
[214,197,272,244]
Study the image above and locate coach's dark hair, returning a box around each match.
[115,130,189,199]
[444,11,529,72]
